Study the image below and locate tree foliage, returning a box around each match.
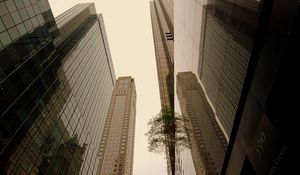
[145,108,190,153]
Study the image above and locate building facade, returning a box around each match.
[197,0,259,136]
[221,1,298,174]
[150,0,175,174]
[174,0,260,173]
[150,0,174,110]
[174,0,296,174]
[176,72,227,174]
[97,77,136,175]
[0,2,115,174]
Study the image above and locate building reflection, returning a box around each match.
[198,0,260,136]
[176,72,227,174]
[1,2,115,175]
[39,135,86,175]
[4,69,73,174]
[175,0,296,174]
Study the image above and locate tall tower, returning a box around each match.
[97,77,136,175]
[174,0,296,174]
[150,0,174,110]
[176,72,227,174]
[197,1,259,136]
[150,0,175,174]
[0,2,115,174]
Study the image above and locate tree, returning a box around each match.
[145,108,190,154]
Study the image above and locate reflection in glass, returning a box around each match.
[174,0,262,174]
[0,2,115,175]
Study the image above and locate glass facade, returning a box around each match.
[0,0,58,49]
[150,0,175,174]
[0,2,115,175]
[175,0,296,174]
[198,1,259,135]
[174,0,262,174]
[176,72,227,174]
[150,0,174,110]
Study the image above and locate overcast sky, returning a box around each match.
[48,0,167,174]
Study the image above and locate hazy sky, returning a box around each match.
[48,0,167,174]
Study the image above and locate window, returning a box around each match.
[33,4,40,14]
[0,2,9,16]
[2,14,14,29]
[11,11,22,25]
[165,32,173,40]
[0,19,5,32]
[0,31,11,46]
[14,0,25,9]
[31,16,38,28]
[19,8,29,21]
[37,14,44,25]
[8,26,19,40]
[23,0,31,7]
[26,6,34,17]
[5,0,17,12]
[24,19,33,31]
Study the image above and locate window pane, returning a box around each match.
[0,2,9,16]
[16,23,26,35]
[8,26,19,40]
[19,8,29,21]
[30,0,37,5]
[0,31,12,46]
[14,0,25,10]
[31,16,38,28]
[26,6,35,17]
[24,19,33,32]
[5,0,17,12]
[11,11,22,25]
[23,0,31,7]
[37,14,44,25]
[33,4,40,14]
[2,14,14,29]
[0,19,5,32]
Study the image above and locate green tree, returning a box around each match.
[145,108,190,153]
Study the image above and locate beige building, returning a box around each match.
[176,72,227,175]
[150,1,175,174]
[97,77,136,175]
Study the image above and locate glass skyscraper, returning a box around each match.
[176,72,227,174]
[150,0,175,174]
[174,0,297,174]
[0,2,115,174]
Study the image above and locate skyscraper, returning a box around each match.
[176,72,227,174]
[174,0,297,174]
[97,77,136,175]
[150,0,175,174]
[0,2,115,174]
[150,0,174,110]
[174,0,260,173]
[197,0,259,136]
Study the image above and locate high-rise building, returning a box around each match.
[174,0,260,173]
[174,0,297,174]
[0,0,59,50]
[176,72,227,174]
[0,2,115,174]
[150,0,174,110]
[197,0,259,136]
[97,77,136,175]
[150,0,175,174]
[221,1,298,174]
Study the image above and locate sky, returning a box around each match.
[48,0,167,174]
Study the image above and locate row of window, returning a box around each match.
[2,17,114,174]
